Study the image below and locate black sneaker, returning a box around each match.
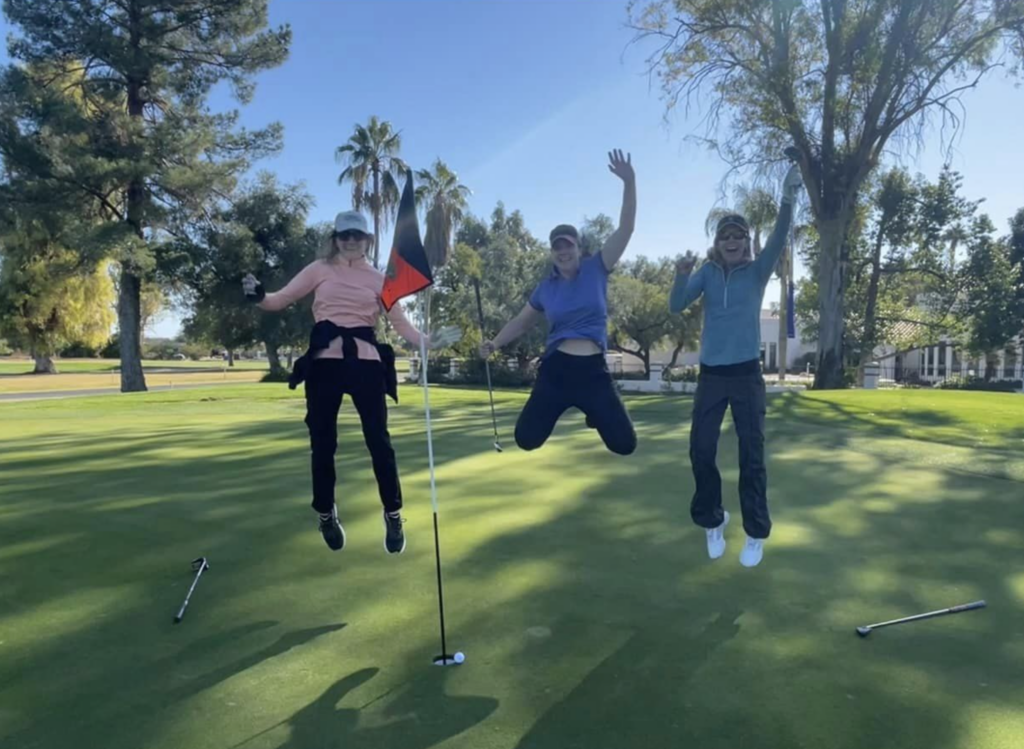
[318,507,346,551]
[383,511,406,554]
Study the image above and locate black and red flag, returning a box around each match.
[381,171,434,311]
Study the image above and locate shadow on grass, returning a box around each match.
[268,667,498,749]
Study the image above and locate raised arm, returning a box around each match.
[599,149,636,272]
[479,303,544,357]
[669,254,706,313]
[754,164,802,283]
[243,262,321,312]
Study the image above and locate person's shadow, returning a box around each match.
[514,607,744,749]
[276,666,498,749]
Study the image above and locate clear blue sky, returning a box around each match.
[3,0,1024,338]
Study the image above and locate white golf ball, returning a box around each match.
[454,651,465,664]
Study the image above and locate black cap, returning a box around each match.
[549,224,579,245]
[715,214,750,236]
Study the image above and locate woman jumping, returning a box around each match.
[669,161,803,567]
[479,149,638,455]
[243,210,459,554]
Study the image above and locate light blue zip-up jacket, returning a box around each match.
[670,201,793,366]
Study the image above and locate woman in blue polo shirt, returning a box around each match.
[479,149,637,455]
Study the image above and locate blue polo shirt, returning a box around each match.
[529,253,610,357]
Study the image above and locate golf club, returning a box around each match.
[173,556,209,624]
[473,278,503,453]
[856,600,986,637]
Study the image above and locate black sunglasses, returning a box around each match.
[336,230,367,241]
[717,230,749,241]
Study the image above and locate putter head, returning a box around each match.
[855,626,872,638]
[494,441,503,453]
[191,557,209,572]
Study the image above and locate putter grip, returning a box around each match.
[952,600,986,612]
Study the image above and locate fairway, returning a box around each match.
[1,387,1022,749]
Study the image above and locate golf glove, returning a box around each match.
[782,164,803,204]
[429,326,462,350]
[242,273,265,303]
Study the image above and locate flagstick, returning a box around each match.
[419,288,450,664]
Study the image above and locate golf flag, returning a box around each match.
[786,280,796,339]
[381,171,433,311]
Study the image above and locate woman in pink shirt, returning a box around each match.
[243,211,459,555]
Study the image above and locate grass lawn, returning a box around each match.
[0,358,413,395]
[1,387,1022,749]
[0,358,271,375]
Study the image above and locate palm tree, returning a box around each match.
[336,116,409,267]
[411,159,471,337]
[416,159,471,271]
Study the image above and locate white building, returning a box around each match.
[874,335,1024,384]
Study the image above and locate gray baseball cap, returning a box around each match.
[715,214,750,236]
[333,211,369,235]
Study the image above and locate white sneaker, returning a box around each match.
[740,537,765,568]
[705,511,730,560]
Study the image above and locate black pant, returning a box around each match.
[515,352,637,455]
[304,358,401,514]
[689,363,770,539]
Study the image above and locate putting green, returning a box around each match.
[1,386,1022,748]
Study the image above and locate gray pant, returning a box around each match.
[689,369,771,539]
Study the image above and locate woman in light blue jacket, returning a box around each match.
[670,163,803,568]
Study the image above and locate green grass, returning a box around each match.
[0,358,271,374]
[1,387,1023,749]
[774,388,1024,451]
[0,357,411,376]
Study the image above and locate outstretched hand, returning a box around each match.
[429,326,462,350]
[782,163,803,203]
[676,251,698,276]
[242,273,259,296]
[607,149,634,183]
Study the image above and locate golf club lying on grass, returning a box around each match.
[174,557,209,624]
[856,600,986,637]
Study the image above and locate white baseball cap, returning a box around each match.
[333,211,369,235]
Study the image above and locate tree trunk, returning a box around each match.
[227,349,235,367]
[31,350,57,374]
[669,343,685,368]
[120,16,148,393]
[857,223,887,386]
[265,343,286,377]
[814,218,849,389]
[985,353,998,381]
[117,271,147,392]
[778,247,789,381]
[372,167,381,267]
[287,348,294,368]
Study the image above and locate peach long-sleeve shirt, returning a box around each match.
[259,256,424,361]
